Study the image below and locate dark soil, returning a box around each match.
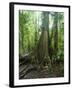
[19,62,64,79]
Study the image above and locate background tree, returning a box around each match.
[53,12,58,57]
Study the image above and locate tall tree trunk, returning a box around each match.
[54,12,58,56]
[34,12,39,47]
[36,12,50,66]
[19,11,24,56]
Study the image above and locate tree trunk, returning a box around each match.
[54,12,58,56]
[36,12,50,66]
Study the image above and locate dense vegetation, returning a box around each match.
[19,10,64,79]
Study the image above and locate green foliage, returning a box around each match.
[19,11,37,56]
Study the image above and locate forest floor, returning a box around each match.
[19,62,64,79]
